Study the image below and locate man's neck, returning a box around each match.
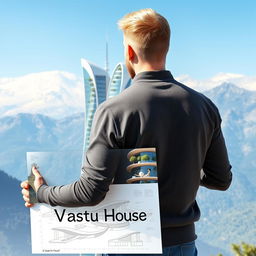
[134,62,166,74]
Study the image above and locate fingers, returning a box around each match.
[23,194,30,202]
[20,180,29,189]
[21,188,30,203]
[21,179,36,208]
[21,188,29,197]
[25,202,34,208]
[32,166,42,177]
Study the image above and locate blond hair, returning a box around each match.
[118,8,170,61]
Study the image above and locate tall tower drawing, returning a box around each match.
[126,148,157,184]
[81,58,110,152]
[107,63,131,99]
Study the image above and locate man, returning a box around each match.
[21,8,232,256]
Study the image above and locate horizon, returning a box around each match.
[1,68,255,90]
[0,69,255,120]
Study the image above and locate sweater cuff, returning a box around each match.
[36,184,49,203]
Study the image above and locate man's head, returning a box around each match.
[118,8,170,78]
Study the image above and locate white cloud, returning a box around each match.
[176,72,256,92]
[0,71,85,119]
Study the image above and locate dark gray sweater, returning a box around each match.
[37,70,232,246]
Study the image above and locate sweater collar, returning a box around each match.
[132,70,175,84]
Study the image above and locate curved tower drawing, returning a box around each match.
[81,58,110,151]
[107,63,131,99]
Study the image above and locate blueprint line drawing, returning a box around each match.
[108,232,143,247]
[50,226,109,243]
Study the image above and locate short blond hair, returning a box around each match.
[118,8,170,61]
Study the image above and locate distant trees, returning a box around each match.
[214,242,256,256]
[231,242,256,256]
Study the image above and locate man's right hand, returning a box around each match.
[20,180,34,208]
[20,166,47,207]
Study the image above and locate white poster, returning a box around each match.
[27,148,162,254]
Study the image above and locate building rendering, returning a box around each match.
[126,148,157,184]
[107,63,131,99]
[81,58,110,151]
[81,59,132,153]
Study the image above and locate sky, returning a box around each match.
[0,0,255,79]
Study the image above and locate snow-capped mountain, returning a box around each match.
[177,72,256,91]
[204,83,256,184]
[0,71,85,119]
[196,83,256,251]
[0,70,255,120]
[205,82,256,114]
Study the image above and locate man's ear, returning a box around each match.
[128,45,135,61]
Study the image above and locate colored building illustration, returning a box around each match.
[126,148,157,183]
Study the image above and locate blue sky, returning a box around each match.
[1,0,255,79]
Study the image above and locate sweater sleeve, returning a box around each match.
[36,103,121,207]
[200,106,233,191]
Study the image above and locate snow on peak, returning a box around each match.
[207,82,248,95]
[176,73,256,92]
[0,71,85,119]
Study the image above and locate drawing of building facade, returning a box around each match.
[108,232,143,247]
[126,148,157,183]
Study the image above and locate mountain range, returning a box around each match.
[0,82,255,255]
[0,71,84,119]
[194,83,256,254]
[0,112,84,180]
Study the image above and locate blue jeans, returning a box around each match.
[103,240,198,256]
